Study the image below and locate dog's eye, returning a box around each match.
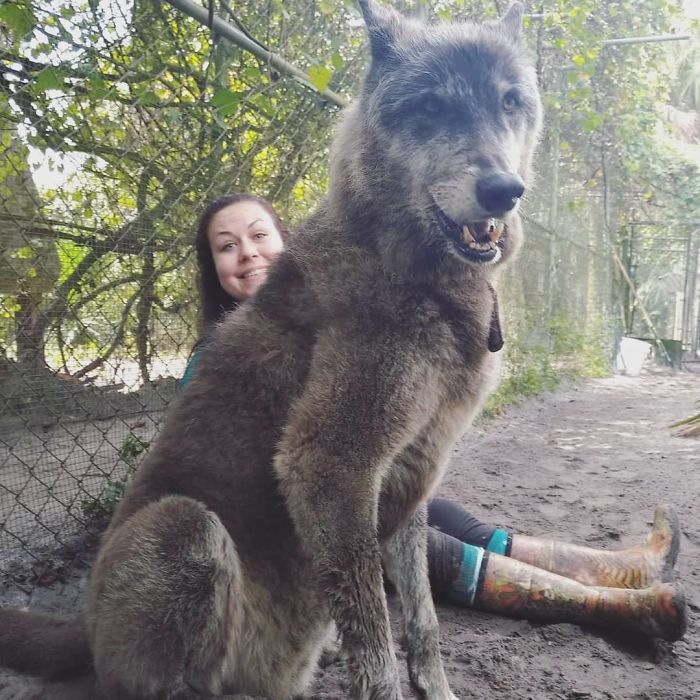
[502,91,520,112]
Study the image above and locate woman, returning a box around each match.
[181,193,686,640]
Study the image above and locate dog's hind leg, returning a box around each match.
[87,495,244,700]
[382,504,458,700]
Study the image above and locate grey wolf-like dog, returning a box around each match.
[0,2,542,698]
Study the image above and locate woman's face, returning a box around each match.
[207,201,286,302]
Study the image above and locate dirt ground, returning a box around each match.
[1,370,698,699]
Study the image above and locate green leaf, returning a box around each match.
[319,0,334,15]
[34,66,67,93]
[307,65,333,93]
[582,112,603,132]
[136,90,160,106]
[243,65,261,83]
[212,88,240,116]
[87,73,110,100]
[0,3,36,38]
[331,52,344,70]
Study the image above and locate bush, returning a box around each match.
[483,313,610,417]
[80,432,149,523]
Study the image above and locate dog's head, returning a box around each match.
[331,1,542,272]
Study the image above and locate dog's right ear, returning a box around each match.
[357,0,402,65]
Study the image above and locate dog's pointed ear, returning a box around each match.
[357,0,402,65]
[500,2,524,42]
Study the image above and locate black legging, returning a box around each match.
[427,498,496,548]
[426,498,500,603]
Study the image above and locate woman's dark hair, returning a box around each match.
[194,193,289,333]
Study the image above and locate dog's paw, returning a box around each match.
[364,681,403,700]
[407,647,454,700]
[351,665,403,700]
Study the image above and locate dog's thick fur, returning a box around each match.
[0,2,542,698]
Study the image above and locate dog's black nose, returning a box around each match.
[476,173,525,214]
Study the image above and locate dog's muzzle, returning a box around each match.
[433,172,524,264]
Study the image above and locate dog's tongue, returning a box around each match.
[465,219,503,244]
[473,220,491,243]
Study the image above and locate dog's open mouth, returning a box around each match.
[434,206,505,264]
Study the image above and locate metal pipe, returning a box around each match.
[162,0,349,108]
[602,34,691,46]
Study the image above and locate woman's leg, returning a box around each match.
[477,550,687,641]
[427,498,510,554]
[428,499,680,589]
[426,529,687,641]
[508,504,680,588]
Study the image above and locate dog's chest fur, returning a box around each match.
[286,245,501,537]
[374,283,500,537]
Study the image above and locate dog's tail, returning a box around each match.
[0,609,91,680]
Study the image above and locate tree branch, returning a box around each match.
[72,292,138,379]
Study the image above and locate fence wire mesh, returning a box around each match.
[0,0,698,595]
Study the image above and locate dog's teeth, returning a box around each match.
[488,221,505,243]
[467,241,493,252]
[462,225,475,244]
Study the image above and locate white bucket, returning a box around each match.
[615,337,653,376]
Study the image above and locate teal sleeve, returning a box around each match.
[180,346,201,389]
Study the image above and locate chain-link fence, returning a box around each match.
[1,0,698,596]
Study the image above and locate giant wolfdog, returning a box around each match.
[0,2,542,698]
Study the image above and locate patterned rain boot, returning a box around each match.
[508,504,681,589]
[476,551,687,641]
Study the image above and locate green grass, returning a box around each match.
[482,314,610,418]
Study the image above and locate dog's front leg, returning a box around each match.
[382,505,458,700]
[275,331,434,700]
[279,449,402,700]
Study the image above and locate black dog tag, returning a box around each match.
[487,287,504,353]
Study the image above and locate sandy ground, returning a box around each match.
[1,371,698,699]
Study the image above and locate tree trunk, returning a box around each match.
[15,291,47,370]
[136,247,155,384]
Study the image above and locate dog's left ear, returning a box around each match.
[358,0,403,65]
[500,2,524,42]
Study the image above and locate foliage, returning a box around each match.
[80,431,149,522]
[483,344,561,418]
[671,28,700,110]
[482,313,609,417]
[0,0,698,393]
[1,0,364,379]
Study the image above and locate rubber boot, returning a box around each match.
[508,504,680,589]
[476,552,687,641]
